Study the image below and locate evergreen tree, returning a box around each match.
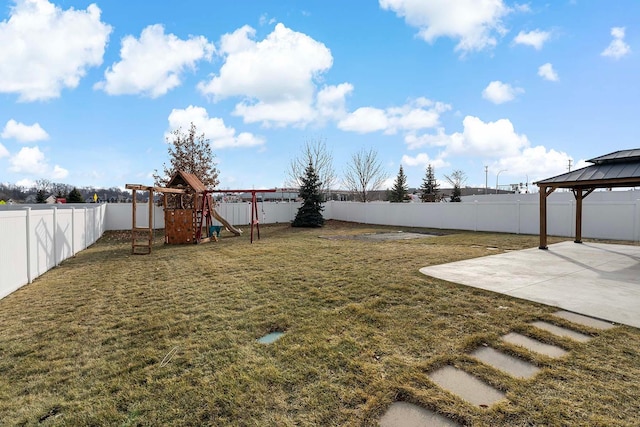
[67,187,84,203]
[420,164,439,202]
[450,185,462,202]
[36,189,46,203]
[444,170,467,203]
[292,161,324,228]
[390,165,409,202]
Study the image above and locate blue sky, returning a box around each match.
[0,0,638,192]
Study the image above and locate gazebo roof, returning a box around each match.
[535,149,640,189]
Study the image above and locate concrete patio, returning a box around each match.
[419,241,640,329]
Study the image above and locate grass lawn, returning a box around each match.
[1,220,639,426]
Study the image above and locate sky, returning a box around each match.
[0,0,638,193]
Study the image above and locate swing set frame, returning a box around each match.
[209,189,277,243]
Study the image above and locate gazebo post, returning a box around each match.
[573,189,583,243]
[572,188,595,244]
[539,185,555,249]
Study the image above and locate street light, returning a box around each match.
[496,169,507,194]
[484,166,488,194]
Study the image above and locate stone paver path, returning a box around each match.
[552,310,616,330]
[379,308,619,425]
[501,332,568,358]
[531,320,592,342]
[428,366,506,407]
[471,346,540,379]
[379,402,460,427]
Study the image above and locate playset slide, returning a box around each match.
[212,208,242,236]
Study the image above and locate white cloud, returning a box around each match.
[338,107,389,133]
[404,116,528,157]
[16,178,36,188]
[52,164,68,180]
[1,119,49,142]
[450,116,529,157]
[95,24,214,97]
[0,142,9,158]
[601,26,631,59]
[513,3,532,13]
[198,23,335,127]
[338,98,450,134]
[404,129,450,149]
[379,0,510,53]
[513,29,550,50]
[403,115,572,183]
[167,106,264,149]
[0,0,111,101]
[402,153,448,169]
[7,144,68,180]
[492,145,572,182]
[219,24,256,54]
[538,63,559,81]
[315,83,354,121]
[482,81,524,104]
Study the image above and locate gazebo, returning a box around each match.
[535,149,640,249]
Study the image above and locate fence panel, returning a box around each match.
[0,205,105,300]
[0,210,29,299]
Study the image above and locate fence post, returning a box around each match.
[24,207,32,284]
[635,199,640,243]
[516,199,521,234]
[53,206,58,266]
[474,200,478,232]
[71,207,76,256]
[84,207,88,250]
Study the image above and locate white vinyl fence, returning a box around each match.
[324,197,640,241]
[2,191,640,300]
[0,204,106,300]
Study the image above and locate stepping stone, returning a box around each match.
[552,310,615,330]
[501,332,567,358]
[428,366,506,407]
[531,321,591,343]
[471,346,540,379]
[257,331,284,344]
[379,402,460,427]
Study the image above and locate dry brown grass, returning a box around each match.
[0,221,638,426]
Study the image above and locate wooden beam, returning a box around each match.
[539,185,556,249]
[125,184,187,194]
[573,189,584,243]
[572,187,596,244]
[131,189,137,254]
[148,188,153,252]
[209,189,278,193]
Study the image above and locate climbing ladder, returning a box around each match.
[126,185,154,255]
[195,193,214,243]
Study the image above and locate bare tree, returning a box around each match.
[153,123,219,188]
[444,169,467,202]
[35,179,52,193]
[287,138,337,196]
[343,148,386,202]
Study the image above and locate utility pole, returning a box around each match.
[484,166,488,194]
[568,159,572,172]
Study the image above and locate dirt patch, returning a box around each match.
[319,231,442,241]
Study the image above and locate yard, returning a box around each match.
[1,221,638,426]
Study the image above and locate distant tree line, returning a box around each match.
[0,180,132,204]
[287,139,466,203]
